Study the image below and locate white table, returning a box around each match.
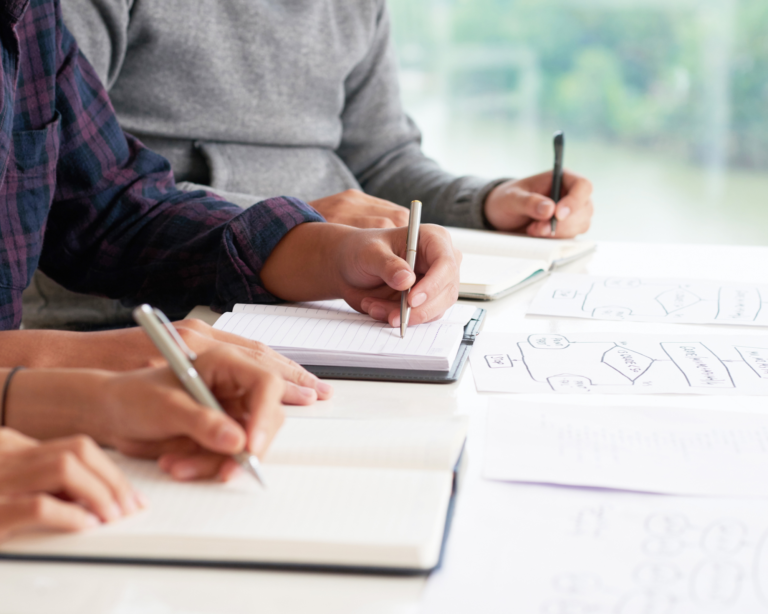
[3,242,767,614]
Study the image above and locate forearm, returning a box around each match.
[3,368,114,442]
[260,223,351,301]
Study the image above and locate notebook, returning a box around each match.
[213,300,485,382]
[448,227,596,300]
[0,416,468,573]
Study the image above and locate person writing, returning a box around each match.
[24,0,592,331]
[0,344,288,541]
[0,0,462,371]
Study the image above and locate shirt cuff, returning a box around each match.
[215,196,325,311]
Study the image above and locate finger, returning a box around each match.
[362,243,416,293]
[115,436,201,460]
[516,191,556,221]
[526,197,594,239]
[11,452,124,523]
[282,381,318,405]
[0,495,101,541]
[408,254,460,318]
[158,452,228,482]
[161,389,247,457]
[40,436,143,516]
[197,326,332,400]
[0,428,38,453]
[553,173,593,223]
[242,373,286,459]
[400,282,460,327]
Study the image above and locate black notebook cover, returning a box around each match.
[302,308,486,384]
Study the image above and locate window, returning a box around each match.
[389,0,768,244]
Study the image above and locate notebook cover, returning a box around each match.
[301,308,486,383]
[458,269,549,301]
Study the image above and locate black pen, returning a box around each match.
[550,131,564,236]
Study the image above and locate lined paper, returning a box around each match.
[216,302,470,370]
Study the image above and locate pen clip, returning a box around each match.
[153,308,199,361]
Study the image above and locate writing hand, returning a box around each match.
[309,189,410,229]
[484,170,594,238]
[0,428,141,542]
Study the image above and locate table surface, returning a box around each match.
[3,241,768,614]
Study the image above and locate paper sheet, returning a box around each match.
[528,274,768,326]
[470,332,768,395]
[421,481,768,614]
[483,400,768,497]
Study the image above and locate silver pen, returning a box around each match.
[132,304,267,487]
[399,200,422,338]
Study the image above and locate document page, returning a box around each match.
[484,400,768,497]
[528,274,768,326]
[470,332,768,395]
[422,482,768,614]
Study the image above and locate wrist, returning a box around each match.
[4,369,117,443]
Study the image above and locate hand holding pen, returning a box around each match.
[132,306,285,485]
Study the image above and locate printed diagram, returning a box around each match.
[472,333,768,394]
[540,506,768,613]
[529,275,768,326]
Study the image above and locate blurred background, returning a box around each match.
[388,0,768,245]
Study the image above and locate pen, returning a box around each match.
[400,199,422,338]
[132,304,267,487]
[550,131,565,236]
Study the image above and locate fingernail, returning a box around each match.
[252,430,269,457]
[173,464,198,481]
[541,225,551,237]
[360,298,372,312]
[316,380,334,395]
[299,386,316,398]
[84,513,101,528]
[134,491,149,509]
[537,201,552,216]
[411,293,427,308]
[557,206,571,220]
[215,423,242,449]
[158,456,173,472]
[392,270,411,288]
[369,306,386,321]
[392,315,400,327]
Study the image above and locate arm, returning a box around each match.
[43,17,324,317]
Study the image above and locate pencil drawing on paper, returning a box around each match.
[529,274,768,326]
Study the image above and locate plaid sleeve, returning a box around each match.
[40,10,324,316]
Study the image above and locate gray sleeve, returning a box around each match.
[61,0,131,89]
[336,1,508,229]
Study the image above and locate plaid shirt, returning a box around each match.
[0,0,323,330]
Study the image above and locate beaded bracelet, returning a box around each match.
[0,367,25,427]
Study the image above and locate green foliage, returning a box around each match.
[389,0,768,169]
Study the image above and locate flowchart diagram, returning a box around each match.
[471,333,768,394]
[528,274,768,326]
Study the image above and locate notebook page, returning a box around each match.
[3,457,453,569]
[233,300,476,326]
[265,417,468,471]
[214,311,465,368]
[448,227,593,266]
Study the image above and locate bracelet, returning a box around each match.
[0,367,25,427]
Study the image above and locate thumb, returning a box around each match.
[169,398,246,456]
[364,244,415,291]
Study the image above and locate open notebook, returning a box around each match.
[0,417,468,573]
[448,227,596,300]
[213,300,481,374]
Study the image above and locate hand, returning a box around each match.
[100,346,286,481]
[5,347,287,482]
[0,428,142,542]
[261,223,461,328]
[484,170,594,238]
[3,320,333,403]
[309,189,410,229]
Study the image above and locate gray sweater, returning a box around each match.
[22,0,505,330]
[62,0,502,228]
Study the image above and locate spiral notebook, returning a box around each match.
[213,300,485,383]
